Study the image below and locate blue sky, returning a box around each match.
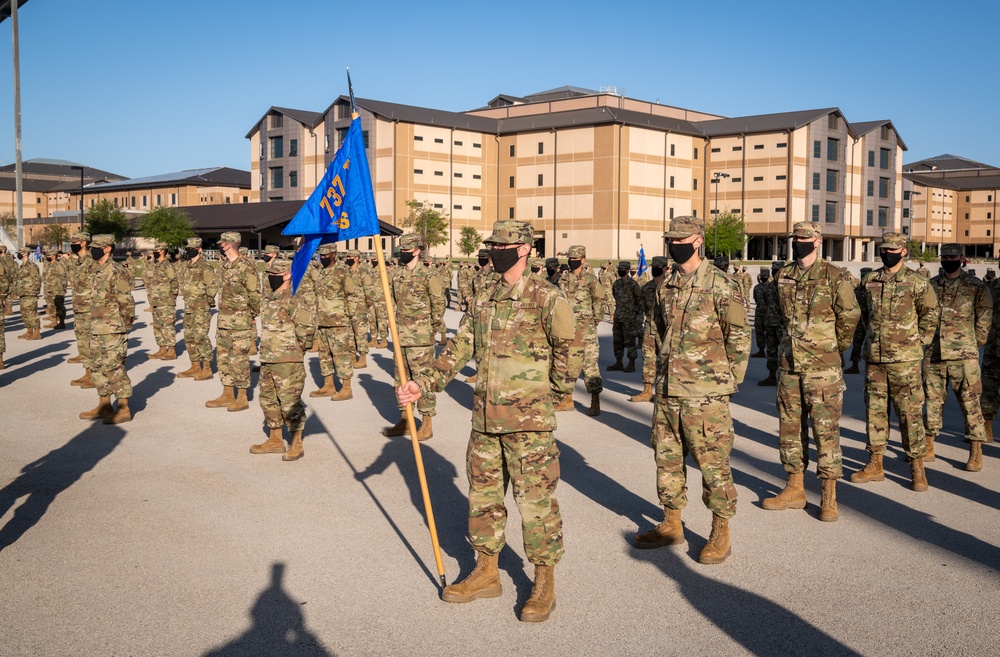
[1,0,997,178]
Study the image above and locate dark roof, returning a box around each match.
[0,176,60,193]
[851,119,908,150]
[0,160,126,180]
[179,200,403,236]
[496,106,704,137]
[244,106,325,138]
[344,96,499,133]
[903,154,996,173]
[904,170,1000,191]
[485,94,530,108]
[0,1,29,22]
[84,167,250,192]
[694,108,848,137]
[524,86,601,101]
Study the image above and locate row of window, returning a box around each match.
[864,208,891,227]
[414,169,483,180]
[813,138,840,162]
[264,136,298,159]
[414,135,482,149]
[111,193,179,208]
[808,201,840,223]
[268,167,297,189]
[710,143,788,153]
[867,148,891,170]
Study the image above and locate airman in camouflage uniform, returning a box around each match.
[67,232,99,386]
[916,261,931,279]
[367,256,389,348]
[634,217,749,565]
[311,242,357,401]
[465,250,498,384]
[764,223,859,521]
[982,267,1000,441]
[399,220,579,622]
[42,248,68,330]
[0,244,15,316]
[177,237,218,381]
[529,257,545,275]
[555,245,604,415]
[343,249,371,369]
[598,262,616,320]
[923,244,992,471]
[844,267,872,374]
[426,257,449,344]
[382,234,444,440]
[457,261,474,310]
[145,241,179,360]
[751,267,770,357]
[0,245,12,367]
[121,251,136,290]
[609,260,642,371]
[758,261,784,385]
[79,234,134,424]
[544,257,561,287]
[852,232,939,491]
[630,256,668,403]
[15,247,41,340]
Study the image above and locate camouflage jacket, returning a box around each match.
[775,259,860,372]
[752,282,768,316]
[70,253,98,313]
[414,271,580,434]
[654,259,750,396]
[762,278,783,327]
[860,266,939,363]
[0,255,12,296]
[391,264,443,346]
[457,265,473,299]
[90,259,134,335]
[146,258,179,308]
[558,268,604,325]
[15,260,41,297]
[639,277,664,335]
[348,267,374,315]
[612,276,643,324]
[927,272,992,361]
[472,266,498,297]
[260,285,315,364]
[43,259,68,295]
[216,257,260,330]
[985,279,1000,358]
[314,263,356,328]
[181,258,218,310]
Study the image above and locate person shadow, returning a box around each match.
[2,339,71,368]
[0,424,126,553]
[202,562,333,657]
[354,374,401,424]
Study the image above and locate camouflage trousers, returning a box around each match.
[641,328,661,386]
[367,300,388,341]
[776,369,846,479]
[864,360,926,459]
[466,429,564,567]
[0,297,5,354]
[259,361,306,431]
[183,305,214,362]
[982,355,1000,421]
[579,320,603,394]
[44,292,66,321]
[612,320,639,359]
[350,310,369,357]
[150,304,176,349]
[753,309,766,353]
[764,324,782,372]
[394,345,436,416]
[19,295,39,331]
[90,332,132,399]
[923,358,986,442]
[317,325,354,382]
[651,394,737,519]
[849,321,867,364]
[73,310,92,367]
[216,328,254,389]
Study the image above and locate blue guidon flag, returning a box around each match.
[282,116,380,293]
[637,245,647,278]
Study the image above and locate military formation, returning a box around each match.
[2,215,999,626]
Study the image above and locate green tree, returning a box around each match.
[0,211,14,235]
[457,225,482,257]
[136,206,195,248]
[402,199,449,248]
[704,211,746,258]
[85,199,130,243]
[40,224,70,247]
[907,239,939,262]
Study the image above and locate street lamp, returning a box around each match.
[712,172,729,256]
[70,165,84,229]
[907,190,920,247]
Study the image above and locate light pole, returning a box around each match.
[712,172,729,256]
[907,189,920,249]
[70,165,84,229]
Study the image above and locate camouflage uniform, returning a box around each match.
[89,236,134,401]
[180,238,218,365]
[146,242,179,352]
[558,245,604,395]
[411,220,579,567]
[638,256,668,389]
[611,261,643,361]
[215,233,261,390]
[983,276,1000,432]
[457,262,474,309]
[344,250,371,358]
[917,262,931,279]
[848,268,872,368]
[69,233,98,367]
[42,249,68,326]
[314,243,357,385]
[0,247,12,358]
[545,257,562,288]
[598,263,615,319]
[15,249,41,333]
[121,253,136,290]
[751,269,770,354]
[761,264,784,377]
[0,245,15,316]
[923,253,992,445]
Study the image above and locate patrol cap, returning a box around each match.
[529,257,545,268]
[155,241,169,250]
[759,266,770,274]
[651,256,668,268]
[618,260,631,269]
[266,257,292,275]
[714,255,730,268]
[880,232,907,249]
[771,260,784,272]
[568,245,586,258]
[18,246,31,253]
[790,221,822,239]
[219,231,241,244]
[317,242,338,255]
[399,234,422,250]
[263,245,280,255]
[91,234,115,248]
[186,237,203,248]
[484,220,533,245]
[545,257,559,267]
[988,268,995,273]
[44,247,57,256]
[967,268,977,276]
[940,243,963,257]
[238,246,248,256]
[71,230,91,242]
[663,215,704,239]
[346,249,361,259]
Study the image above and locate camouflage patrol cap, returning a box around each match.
[346,249,361,258]
[266,257,292,275]
[238,246,248,256]
[477,248,490,258]
[0,244,6,252]
[663,216,703,239]
[154,241,169,250]
[219,231,241,244]
[618,260,631,268]
[790,221,822,239]
[44,247,57,256]
[759,266,770,274]
[263,244,280,255]
[545,257,559,267]
[399,234,422,250]
[568,245,587,258]
[940,243,963,257]
[484,220,533,245]
[529,257,545,268]
[988,268,996,273]
[651,256,669,268]
[316,242,338,255]
[880,232,906,249]
[71,230,91,242]
[18,246,31,253]
[91,234,115,248]
[186,237,202,248]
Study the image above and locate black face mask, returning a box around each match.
[568,259,582,271]
[399,251,416,265]
[530,266,541,273]
[546,266,557,277]
[185,247,199,260]
[668,242,696,265]
[70,243,83,255]
[320,255,334,268]
[489,247,521,274]
[346,258,356,267]
[880,251,903,269]
[941,260,962,274]
[16,253,23,261]
[792,240,816,260]
[90,247,106,261]
[477,257,489,267]
[651,266,664,278]
[618,268,629,278]
[268,275,286,292]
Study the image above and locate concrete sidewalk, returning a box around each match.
[0,288,997,656]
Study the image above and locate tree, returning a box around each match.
[0,211,14,235]
[401,199,449,249]
[704,211,746,258]
[906,239,938,262]
[457,225,482,257]
[137,206,196,248]
[40,224,70,247]
[85,199,130,243]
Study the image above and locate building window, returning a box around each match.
[142,195,147,207]
[434,171,443,176]
[289,171,298,188]
[732,208,741,214]
[867,181,874,197]
[434,138,444,144]
[473,143,481,148]
[455,172,463,178]
[813,173,821,190]
[131,196,136,207]
[669,176,675,189]
[710,209,719,215]
[812,204,820,222]
[826,170,837,193]
[414,169,423,175]
[509,207,515,219]
[156,194,162,205]
[776,175,786,181]
[537,205,543,218]
[711,147,721,153]
[827,138,839,161]
[879,177,889,199]
[171,194,176,205]
[538,142,544,155]
[731,177,742,183]
[454,140,463,146]
[693,179,698,190]
[966,195,971,202]
[777,142,787,148]
[903,190,910,201]
[867,210,874,226]
[813,141,821,158]
[289,139,298,156]
[965,213,970,220]
[509,176,515,188]
[270,167,283,189]
[753,176,764,182]
[752,208,763,213]
[670,144,675,157]
[828,114,839,130]
[989,195,993,202]
[509,145,515,157]
[880,148,890,169]
[903,208,909,219]
[693,209,697,218]
[669,208,674,219]
[259,142,264,159]
[472,205,481,211]
[868,151,875,167]
[825,200,837,223]
[754,144,764,150]
[325,135,330,152]
[878,207,888,227]
[414,135,423,141]
[473,174,482,180]
[694,147,699,160]
[538,174,544,186]
[270,114,282,128]
[776,207,786,213]
[454,204,462,210]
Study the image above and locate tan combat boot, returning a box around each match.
[382,415,407,437]
[819,479,838,522]
[850,452,885,483]
[587,392,601,417]
[67,354,84,364]
[70,368,91,387]
[441,553,502,603]
[78,369,96,389]
[251,428,286,455]
[161,346,177,361]
[762,472,807,510]
[310,375,335,397]
[698,515,731,564]
[416,416,433,441]
[227,388,249,412]
[147,347,166,360]
[194,361,214,381]
[377,338,388,349]
[309,337,320,353]
[910,458,928,492]
[924,435,936,462]
[758,370,778,386]
[367,338,378,348]
[176,359,200,378]
[206,386,236,408]
[80,396,113,421]
[104,399,132,424]
[623,358,636,373]
[25,328,41,340]
[465,372,478,384]
[330,378,353,401]
[607,357,624,371]
[520,564,556,622]
[353,354,368,369]
[628,384,654,403]
[634,508,685,548]
[17,328,29,339]
[553,394,574,412]
[966,442,984,472]
[282,431,304,461]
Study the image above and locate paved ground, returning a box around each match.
[1,279,998,657]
